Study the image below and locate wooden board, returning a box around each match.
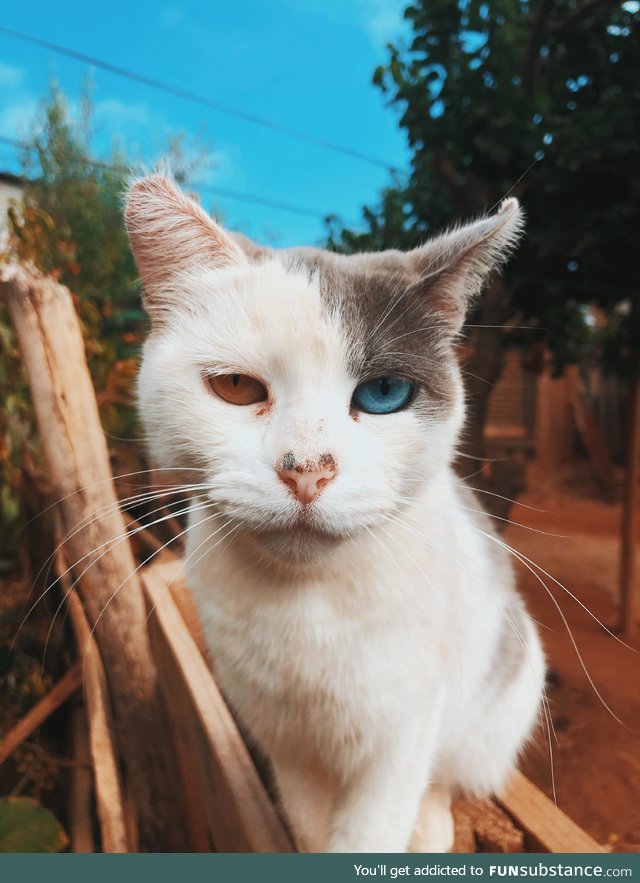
[497,770,605,853]
[142,559,293,853]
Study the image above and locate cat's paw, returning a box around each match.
[408,786,455,853]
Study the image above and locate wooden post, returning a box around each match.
[532,357,574,485]
[1,264,187,850]
[619,368,640,636]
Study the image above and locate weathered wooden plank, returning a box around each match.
[142,559,294,853]
[0,665,81,765]
[68,703,95,853]
[65,585,129,853]
[497,770,605,853]
[453,797,525,853]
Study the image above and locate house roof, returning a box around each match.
[0,171,24,188]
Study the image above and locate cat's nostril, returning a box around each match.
[277,464,337,505]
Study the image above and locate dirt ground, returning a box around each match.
[504,472,640,853]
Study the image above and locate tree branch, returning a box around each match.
[551,0,621,33]
[522,0,555,96]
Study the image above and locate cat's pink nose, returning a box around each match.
[277,465,337,505]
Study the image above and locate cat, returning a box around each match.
[125,174,545,853]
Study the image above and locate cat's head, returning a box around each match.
[125,175,523,565]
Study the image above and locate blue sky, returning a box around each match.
[0,1,412,246]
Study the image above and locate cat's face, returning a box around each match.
[126,176,522,565]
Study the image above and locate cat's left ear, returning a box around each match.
[408,198,524,332]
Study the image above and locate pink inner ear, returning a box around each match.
[125,175,245,294]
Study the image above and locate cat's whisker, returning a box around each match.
[371,522,468,715]
[370,249,449,343]
[393,475,550,515]
[481,158,541,219]
[144,517,243,628]
[379,510,557,799]
[379,509,540,671]
[19,487,204,646]
[367,273,420,344]
[393,496,633,651]
[363,524,430,607]
[378,324,450,351]
[377,322,536,352]
[389,491,563,538]
[386,500,627,724]
[485,534,627,727]
[450,482,549,513]
[83,507,230,681]
[455,450,510,462]
[372,350,495,388]
[18,481,210,645]
[370,231,483,349]
[32,481,208,590]
[23,465,210,534]
[24,466,206,556]
[40,499,212,664]
[23,469,208,596]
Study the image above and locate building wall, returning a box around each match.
[0,174,23,249]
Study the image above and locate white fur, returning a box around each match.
[131,178,545,853]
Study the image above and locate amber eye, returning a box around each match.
[206,373,268,405]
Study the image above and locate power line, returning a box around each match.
[0,134,337,221]
[0,24,399,173]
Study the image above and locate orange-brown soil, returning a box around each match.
[505,481,640,853]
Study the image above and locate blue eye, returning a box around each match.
[351,377,414,414]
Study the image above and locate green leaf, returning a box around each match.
[0,797,68,853]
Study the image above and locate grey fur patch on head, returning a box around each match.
[232,200,524,418]
[280,247,458,413]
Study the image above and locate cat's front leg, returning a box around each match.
[271,753,336,852]
[408,783,454,853]
[328,718,440,853]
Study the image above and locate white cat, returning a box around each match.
[125,175,545,853]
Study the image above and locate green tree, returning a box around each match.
[0,85,211,566]
[329,0,639,471]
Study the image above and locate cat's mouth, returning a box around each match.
[269,517,339,542]
[284,517,329,536]
[253,514,345,563]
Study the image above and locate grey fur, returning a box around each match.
[230,200,524,419]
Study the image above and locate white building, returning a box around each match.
[0,171,24,249]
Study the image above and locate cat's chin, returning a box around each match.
[251,520,348,566]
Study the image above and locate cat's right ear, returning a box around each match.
[124,174,246,322]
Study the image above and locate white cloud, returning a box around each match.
[159,5,185,27]
[358,0,404,46]
[94,98,154,128]
[272,0,404,47]
[0,63,24,87]
[0,89,230,191]
[0,96,39,138]
[92,97,230,184]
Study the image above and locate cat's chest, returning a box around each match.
[195,583,441,756]
[205,589,429,687]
